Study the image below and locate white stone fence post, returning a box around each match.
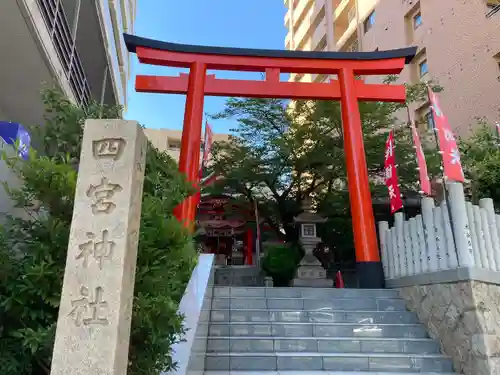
[378,182,500,280]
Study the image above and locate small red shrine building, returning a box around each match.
[196,194,278,265]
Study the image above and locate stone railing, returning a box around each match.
[378,182,500,281]
[377,182,500,375]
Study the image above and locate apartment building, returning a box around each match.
[143,128,230,163]
[284,0,500,134]
[0,0,136,128]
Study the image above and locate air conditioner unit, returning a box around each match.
[348,7,356,23]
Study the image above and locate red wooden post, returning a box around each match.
[338,68,381,287]
[246,228,253,265]
[176,62,207,227]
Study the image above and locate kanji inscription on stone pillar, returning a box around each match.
[50,120,147,375]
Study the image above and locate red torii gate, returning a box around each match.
[124,33,416,288]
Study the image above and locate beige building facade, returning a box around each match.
[284,0,500,134]
[143,127,230,163]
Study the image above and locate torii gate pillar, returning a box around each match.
[338,68,380,284]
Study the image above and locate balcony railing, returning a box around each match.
[486,4,500,18]
[37,0,91,109]
[347,7,356,23]
[347,39,359,52]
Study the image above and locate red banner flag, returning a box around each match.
[202,122,214,167]
[201,171,223,187]
[194,122,216,209]
[384,130,403,214]
[428,87,464,182]
[409,113,431,195]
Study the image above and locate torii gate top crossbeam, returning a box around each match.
[124,34,416,76]
[124,34,416,102]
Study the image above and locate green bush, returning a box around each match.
[0,89,196,375]
[261,243,301,286]
[459,123,500,206]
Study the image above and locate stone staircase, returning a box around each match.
[203,287,459,374]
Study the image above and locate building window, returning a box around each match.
[419,60,429,78]
[413,12,422,28]
[168,140,181,150]
[425,111,435,130]
[363,11,375,33]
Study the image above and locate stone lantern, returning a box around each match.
[291,198,332,287]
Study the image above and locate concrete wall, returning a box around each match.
[0,139,29,223]
[164,254,215,375]
[0,0,75,127]
[0,104,6,120]
[214,265,264,287]
[399,275,500,375]
[0,0,135,129]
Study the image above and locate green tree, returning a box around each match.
[0,88,196,375]
[208,80,441,244]
[261,243,301,286]
[459,121,500,206]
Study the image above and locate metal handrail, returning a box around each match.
[36,0,91,109]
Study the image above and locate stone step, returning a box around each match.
[209,297,406,311]
[204,371,458,375]
[205,322,428,338]
[204,352,454,372]
[207,309,419,324]
[207,337,440,354]
[292,279,335,288]
[213,287,400,299]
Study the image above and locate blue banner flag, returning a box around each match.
[0,122,31,160]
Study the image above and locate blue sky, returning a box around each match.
[125,1,288,134]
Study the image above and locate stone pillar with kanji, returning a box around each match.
[292,198,332,287]
[50,120,147,375]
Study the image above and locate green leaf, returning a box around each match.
[0,87,196,374]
